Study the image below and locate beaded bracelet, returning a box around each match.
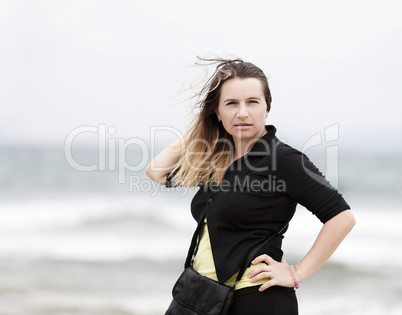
[288,265,300,289]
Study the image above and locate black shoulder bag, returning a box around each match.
[165,222,288,315]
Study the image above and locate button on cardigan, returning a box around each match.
[167,125,350,284]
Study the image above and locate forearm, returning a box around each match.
[295,209,356,283]
[145,138,184,184]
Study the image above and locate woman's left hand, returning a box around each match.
[247,255,294,292]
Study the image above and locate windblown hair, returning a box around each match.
[168,57,272,187]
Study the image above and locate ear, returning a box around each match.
[265,111,268,118]
[215,109,221,121]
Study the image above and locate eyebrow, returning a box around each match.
[224,97,262,103]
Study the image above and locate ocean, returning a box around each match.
[0,144,401,315]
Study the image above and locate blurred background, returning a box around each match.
[0,0,401,314]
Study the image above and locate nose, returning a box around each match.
[236,103,249,119]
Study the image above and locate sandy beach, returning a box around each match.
[1,148,401,315]
[0,255,401,315]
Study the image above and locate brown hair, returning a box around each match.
[169,57,272,187]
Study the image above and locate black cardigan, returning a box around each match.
[168,125,350,284]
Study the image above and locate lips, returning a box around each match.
[235,123,252,126]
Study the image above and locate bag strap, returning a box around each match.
[187,217,288,287]
[233,223,288,288]
[185,218,204,268]
[189,218,206,267]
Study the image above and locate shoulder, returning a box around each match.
[248,136,304,173]
[272,138,304,166]
[273,139,323,181]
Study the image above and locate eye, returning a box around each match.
[249,100,259,103]
[226,102,236,106]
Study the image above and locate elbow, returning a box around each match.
[145,163,152,179]
[145,163,157,181]
[145,163,166,184]
[326,209,356,233]
[350,211,356,228]
[343,209,356,232]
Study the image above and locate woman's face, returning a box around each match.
[216,78,268,146]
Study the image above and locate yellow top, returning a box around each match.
[192,219,267,290]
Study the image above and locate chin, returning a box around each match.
[229,125,265,141]
[230,129,256,140]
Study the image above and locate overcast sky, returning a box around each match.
[1,0,401,154]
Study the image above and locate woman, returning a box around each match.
[146,58,355,315]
